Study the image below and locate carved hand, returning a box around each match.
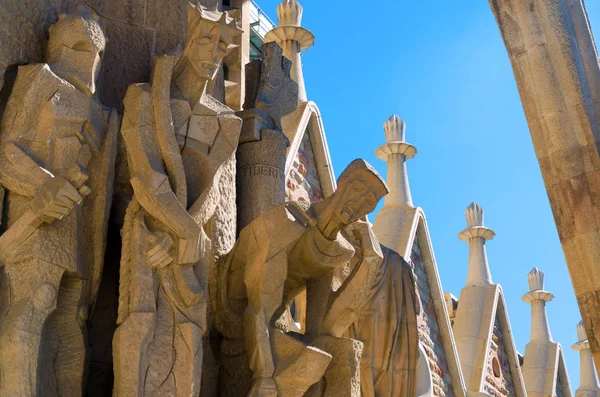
[30,177,84,223]
[146,232,175,269]
[348,218,375,251]
[247,377,277,397]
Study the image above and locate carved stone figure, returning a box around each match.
[0,10,117,397]
[216,159,389,397]
[112,2,242,396]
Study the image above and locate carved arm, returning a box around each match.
[129,172,202,266]
[243,251,276,389]
[0,142,55,197]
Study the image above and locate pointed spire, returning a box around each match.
[522,267,554,343]
[372,115,418,252]
[264,0,314,102]
[374,115,417,209]
[573,321,600,394]
[459,202,495,286]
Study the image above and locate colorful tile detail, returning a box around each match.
[286,130,324,209]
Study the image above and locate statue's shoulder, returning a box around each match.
[11,63,64,101]
[16,63,61,84]
[196,93,239,119]
[2,64,65,136]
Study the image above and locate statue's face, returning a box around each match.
[184,19,229,81]
[334,178,384,226]
[47,18,105,95]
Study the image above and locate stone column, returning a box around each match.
[264,0,314,102]
[458,203,495,287]
[372,115,417,251]
[522,268,555,343]
[490,0,600,367]
[236,42,298,232]
[573,321,600,397]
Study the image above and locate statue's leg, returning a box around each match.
[40,272,87,397]
[0,259,64,397]
[112,311,156,397]
[173,313,203,397]
[272,330,332,397]
[144,289,176,396]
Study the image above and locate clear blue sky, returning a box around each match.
[255,0,600,390]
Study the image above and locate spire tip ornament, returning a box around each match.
[383,114,406,143]
[527,267,545,292]
[277,0,303,27]
[465,202,484,228]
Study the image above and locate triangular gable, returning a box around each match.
[556,348,573,397]
[523,341,573,397]
[386,208,467,397]
[453,285,527,396]
[283,101,335,206]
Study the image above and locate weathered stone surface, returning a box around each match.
[62,0,145,25]
[98,20,154,109]
[146,0,187,36]
[154,31,184,58]
[0,0,58,62]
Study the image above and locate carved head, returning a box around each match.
[317,159,388,239]
[181,1,242,82]
[46,9,106,95]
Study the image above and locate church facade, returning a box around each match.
[0,0,597,396]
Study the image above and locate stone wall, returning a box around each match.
[410,238,455,397]
[0,0,57,90]
[484,316,516,397]
[0,0,227,110]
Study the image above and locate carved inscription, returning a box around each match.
[239,164,284,179]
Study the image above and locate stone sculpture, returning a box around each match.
[0,10,117,397]
[112,2,242,396]
[216,159,389,397]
